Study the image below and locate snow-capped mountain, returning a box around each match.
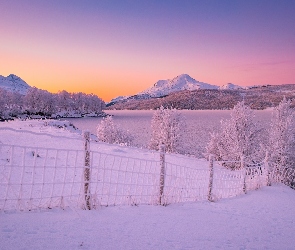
[108,74,218,105]
[219,83,243,90]
[139,74,218,97]
[0,74,31,95]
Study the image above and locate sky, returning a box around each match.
[1,0,295,101]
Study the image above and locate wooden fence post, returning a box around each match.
[264,151,271,186]
[159,144,166,205]
[208,155,214,202]
[84,131,91,210]
[241,156,247,194]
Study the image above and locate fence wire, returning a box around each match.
[0,142,294,212]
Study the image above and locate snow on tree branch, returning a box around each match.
[97,116,133,146]
[206,101,266,169]
[149,106,186,153]
[268,97,295,174]
[0,88,105,119]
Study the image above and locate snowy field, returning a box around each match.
[0,119,269,211]
[1,186,295,249]
[67,109,273,157]
[1,117,294,249]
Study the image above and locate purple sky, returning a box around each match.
[1,0,295,101]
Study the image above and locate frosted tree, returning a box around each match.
[206,101,265,169]
[97,116,133,146]
[57,90,72,112]
[73,92,86,113]
[7,91,23,116]
[0,88,8,117]
[88,94,105,114]
[24,88,55,115]
[268,97,295,174]
[36,90,56,115]
[0,86,105,119]
[205,131,221,158]
[24,87,38,113]
[149,106,185,153]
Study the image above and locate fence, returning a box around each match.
[0,131,294,212]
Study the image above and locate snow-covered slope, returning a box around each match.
[0,74,31,95]
[110,95,129,104]
[219,83,243,90]
[107,74,219,105]
[139,74,218,97]
[2,185,295,250]
[1,120,295,249]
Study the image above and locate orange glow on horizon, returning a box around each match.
[1,1,294,102]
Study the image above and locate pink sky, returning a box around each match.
[1,1,294,101]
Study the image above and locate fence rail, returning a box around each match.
[0,132,294,212]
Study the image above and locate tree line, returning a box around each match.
[0,87,105,119]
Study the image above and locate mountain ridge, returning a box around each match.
[107,84,295,110]
[138,74,219,97]
[109,74,243,105]
[220,83,243,90]
[0,74,31,95]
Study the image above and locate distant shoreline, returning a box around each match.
[0,111,107,122]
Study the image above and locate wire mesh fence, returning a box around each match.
[90,152,161,206]
[163,162,209,204]
[0,136,294,212]
[269,162,295,189]
[0,144,86,211]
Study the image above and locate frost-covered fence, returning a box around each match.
[89,152,161,206]
[268,162,295,189]
[83,131,91,210]
[0,137,292,212]
[211,161,269,200]
[0,144,86,211]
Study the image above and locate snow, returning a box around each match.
[0,74,31,95]
[219,83,243,90]
[110,74,219,103]
[1,185,295,249]
[138,74,219,97]
[109,95,129,104]
[1,119,295,249]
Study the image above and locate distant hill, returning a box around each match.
[107,84,295,110]
[0,74,31,95]
[219,83,243,90]
[107,74,247,107]
[138,74,219,97]
[108,74,225,105]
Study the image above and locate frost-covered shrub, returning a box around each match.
[0,88,7,118]
[149,106,185,153]
[268,97,295,174]
[0,88,24,118]
[97,116,133,146]
[206,101,265,169]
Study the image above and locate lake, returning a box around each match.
[65,110,273,157]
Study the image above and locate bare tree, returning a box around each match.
[268,97,295,172]
[97,116,133,146]
[206,101,265,169]
[149,106,185,153]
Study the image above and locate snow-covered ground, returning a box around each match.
[1,119,295,249]
[1,185,295,249]
[2,119,257,211]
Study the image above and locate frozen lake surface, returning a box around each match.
[66,110,273,157]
